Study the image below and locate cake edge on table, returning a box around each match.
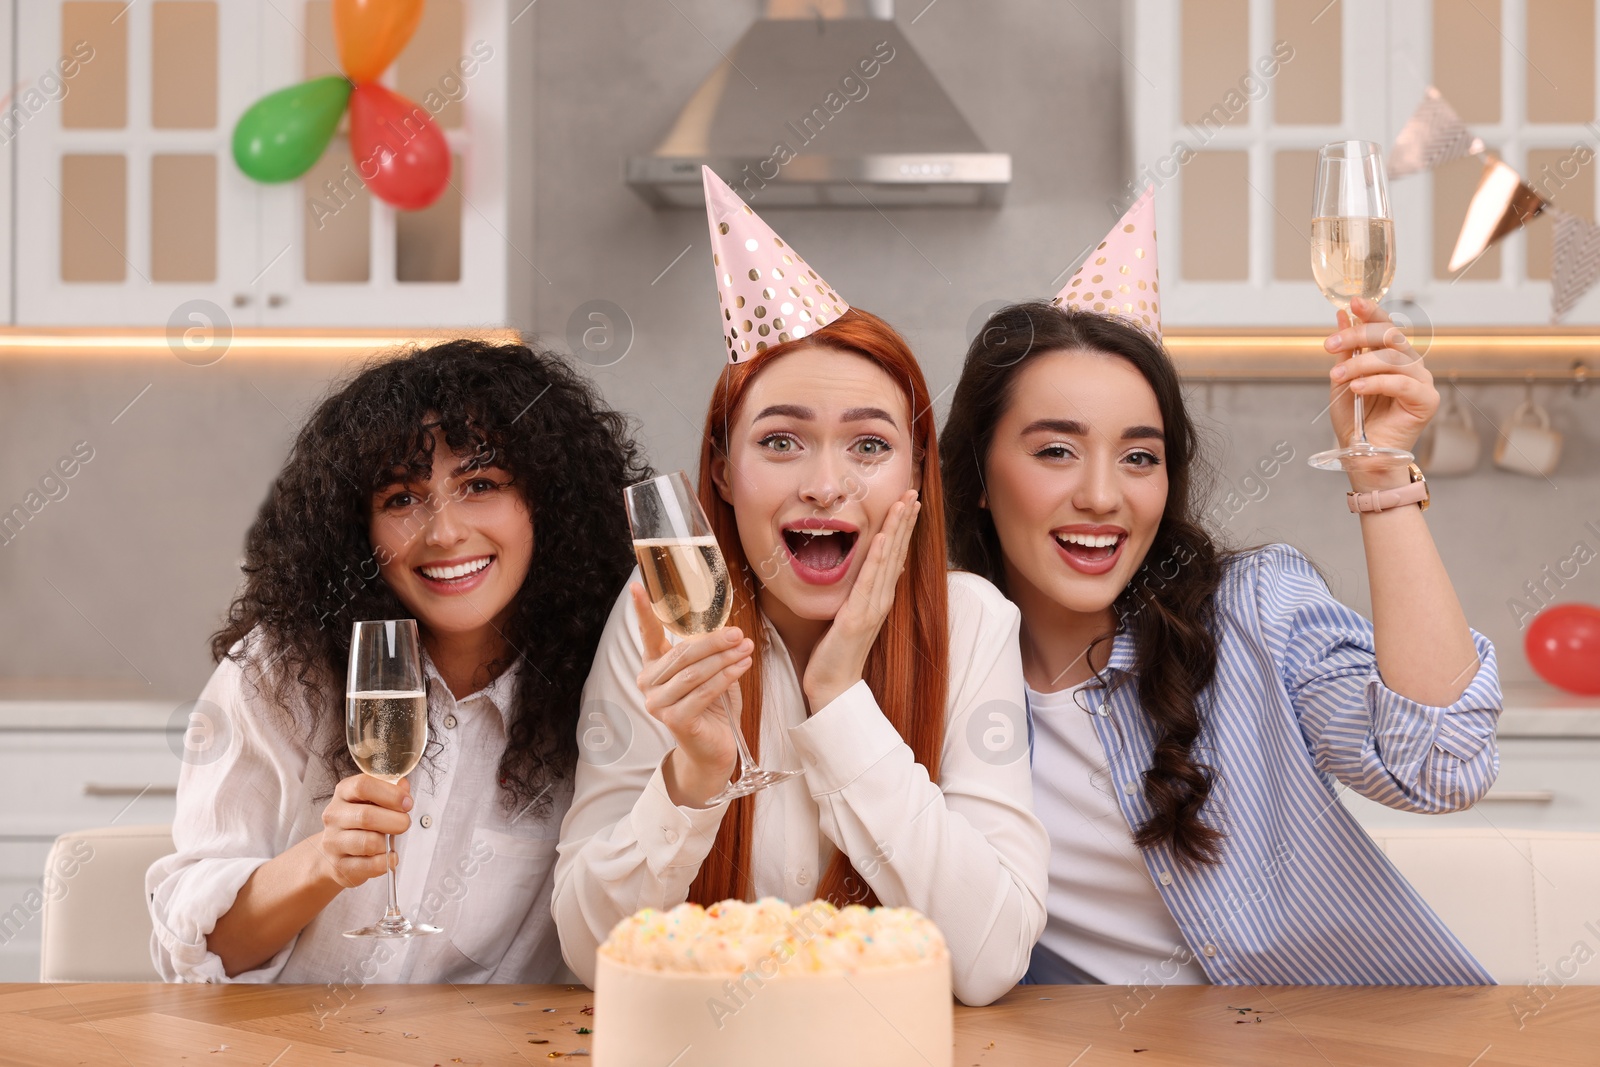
[592,897,954,1067]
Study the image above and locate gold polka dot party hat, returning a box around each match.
[702,165,849,363]
[1052,184,1161,338]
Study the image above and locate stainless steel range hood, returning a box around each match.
[627,2,1010,208]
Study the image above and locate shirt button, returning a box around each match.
[1123,781,1137,796]
[1158,870,1172,886]
[796,869,810,886]
[444,714,458,729]
[419,814,433,829]
[1097,704,1110,716]
[1203,943,1217,958]
[664,828,679,844]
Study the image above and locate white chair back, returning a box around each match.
[1368,827,1600,986]
[38,824,174,982]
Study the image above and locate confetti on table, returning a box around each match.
[513,1002,529,1006]
[576,1027,592,1035]
[543,1008,557,1013]
[209,1046,229,1054]
[579,1005,594,1016]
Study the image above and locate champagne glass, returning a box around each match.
[1308,139,1413,471]
[343,619,440,939]
[625,471,800,803]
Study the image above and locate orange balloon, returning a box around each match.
[333,0,425,84]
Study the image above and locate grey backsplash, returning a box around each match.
[2,1,1595,699]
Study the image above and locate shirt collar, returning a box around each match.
[421,648,521,728]
[1103,625,1138,678]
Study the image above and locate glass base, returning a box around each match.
[705,767,802,805]
[1308,442,1415,472]
[343,916,442,939]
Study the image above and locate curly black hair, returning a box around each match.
[212,339,651,818]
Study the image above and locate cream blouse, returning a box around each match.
[552,570,1049,1006]
[147,633,572,985]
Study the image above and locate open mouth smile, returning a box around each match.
[415,554,495,594]
[1051,527,1127,576]
[780,520,860,585]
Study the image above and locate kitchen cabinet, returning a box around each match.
[0,705,178,981]
[0,0,13,326]
[10,0,511,328]
[1130,0,1600,327]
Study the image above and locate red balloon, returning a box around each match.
[348,83,451,211]
[1526,603,1600,695]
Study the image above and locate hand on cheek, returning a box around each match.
[801,489,920,711]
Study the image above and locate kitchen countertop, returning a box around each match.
[1,686,1597,735]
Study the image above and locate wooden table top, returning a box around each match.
[1,982,1595,1066]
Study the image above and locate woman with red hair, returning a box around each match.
[553,172,1048,1007]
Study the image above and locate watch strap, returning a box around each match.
[1347,477,1429,514]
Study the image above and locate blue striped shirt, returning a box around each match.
[1028,544,1500,985]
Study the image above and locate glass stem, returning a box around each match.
[721,692,757,778]
[1348,303,1368,446]
[384,835,402,920]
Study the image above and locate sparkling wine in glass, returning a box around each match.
[343,618,440,939]
[625,471,800,804]
[1308,140,1413,472]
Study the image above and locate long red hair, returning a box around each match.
[690,308,950,908]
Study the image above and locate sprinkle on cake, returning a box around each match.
[598,897,948,975]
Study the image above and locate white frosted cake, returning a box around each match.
[593,897,952,1067]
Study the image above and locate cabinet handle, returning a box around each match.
[83,784,179,798]
[232,293,251,307]
[267,293,287,308]
[1480,790,1555,803]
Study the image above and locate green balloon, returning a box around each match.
[232,76,352,183]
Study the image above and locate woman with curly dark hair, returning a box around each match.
[147,339,649,985]
[940,191,1500,988]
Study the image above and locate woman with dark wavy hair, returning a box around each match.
[941,207,1500,987]
[148,339,649,985]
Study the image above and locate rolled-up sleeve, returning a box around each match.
[788,573,1049,1007]
[145,646,316,982]
[1251,544,1502,812]
[551,580,731,987]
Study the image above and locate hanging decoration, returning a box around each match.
[1390,87,1597,320]
[1388,86,1484,179]
[1551,209,1600,321]
[231,0,449,211]
[1447,156,1547,273]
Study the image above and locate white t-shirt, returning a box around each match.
[1027,681,1208,985]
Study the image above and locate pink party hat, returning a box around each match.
[703,166,849,363]
[1052,185,1161,337]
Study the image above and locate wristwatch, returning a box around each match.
[1347,463,1430,514]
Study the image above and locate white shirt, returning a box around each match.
[1027,682,1207,985]
[553,570,1050,1007]
[147,633,573,985]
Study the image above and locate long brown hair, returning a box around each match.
[691,309,950,906]
[941,303,1228,867]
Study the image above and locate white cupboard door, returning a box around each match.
[14,1,264,326]
[1,0,14,326]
